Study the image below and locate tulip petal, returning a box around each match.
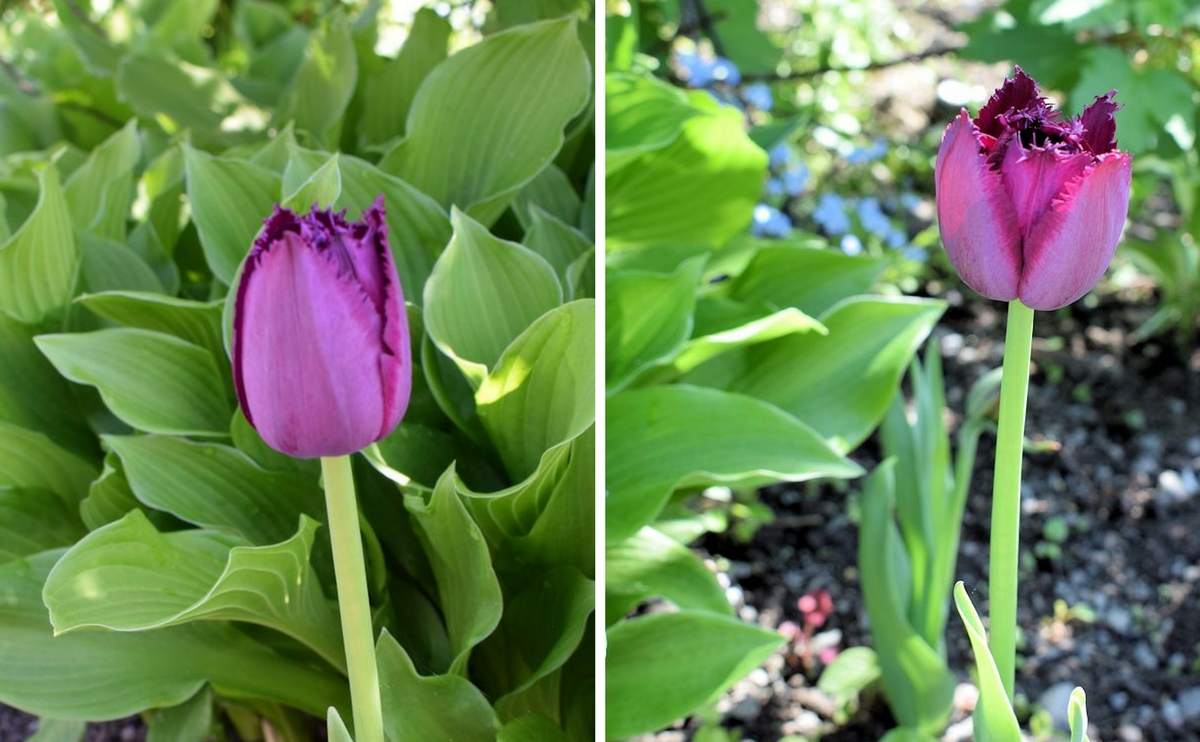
[935,110,1022,302]
[1079,91,1119,154]
[234,232,387,458]
[1019,152,1132,311]
[999,137,1092,236]
[975,66,1040,138]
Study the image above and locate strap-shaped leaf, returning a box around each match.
[44,511,344,671]
[953,582,1023,742]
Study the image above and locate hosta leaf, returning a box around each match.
[78,234,164,294]
[606,385,861,543]
[514,165,582,231]
[404,468,502,675]
[605,610,783,739]
[184,147,281,285]
[63,120,140,240]
[721,297,945,453]
[77,292,224,362]
[380,17,590,225]
[358,7,450,149]
[727,245,886,318]
[605,72,700,156]
[104,435,324,546]
[0,488,85,564]
[282,10,357,147]
[0,165,77,323]
[605,259,704,393]
[0,314,94,457]
[425,208,562,388]
[0,551,349,720]
[281,151,341,211]
[35,329,231,437]
[44,511,343,671]
[605,526,731,625]
[523,208,592,300]
[145,687,212,742]
[377,630,498,742]
[477,300,594,481]
[509,426,595,578]
[0,422,97,509]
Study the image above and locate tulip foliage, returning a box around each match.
[0,2,594,741]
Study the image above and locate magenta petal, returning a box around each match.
[1019,152,1133,311]
[1079,91,1119,154]
[235,232,387,458]
[935,110,1022,302]
[975,66,1041,137]
[999,137,1092,237]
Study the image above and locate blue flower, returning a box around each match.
[856,196,890,236]
[711,57,741,85]
[751,204,792,238]
[840,234,863,255]
[743,82,773,111]
[812,193,850,236]
[769,144,792,171]
[676,51,716,88]
[766,178,785,198]
[783,165,809,197]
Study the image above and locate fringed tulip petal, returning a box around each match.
[1000,139,1092,236]
[935,110,1022,302]
[1019,153,1133,310]
[232,199,411,459]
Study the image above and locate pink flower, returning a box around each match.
[935,67,1133,310]
[232,196,411,458]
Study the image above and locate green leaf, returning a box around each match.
[104,435,324,546]
[522,208,592,297]
[327,708,354,742]
[484,567,594,699]
[605,72,700,156]
[728,245,886,317]
[0,314,94,456]
[477,300,595,481]
[606,527,731,625]
[281,150,341,210]
[491,0,586,27]
[78,234,164,294]
[0,550,350,720]
[0,422,98,509]
[817,646,881,704]
[605,610,784,739]
[509,425,595,579]
[721,297,945,453]
[0,165,77,323]
[606,385,862,544]
[335,155,452,303]
[605,259,704,393]
[858,462,954,734]
[35,329,231,437]
[283,10,357,147]
[115,52,234,133]
[380,17,590,225]
[79,455,144,531]
[376,630,499,742]
[0,488,85,564]
[1071,48,1195,154]
[1069,687,1091,742]
[424,208,562,387]
[44,511,344,671]
[404,468,503,675]
[514,166,582,233]
[953,582,1022,742]
[497,714,569,742]
[146,688,213,742]
[63,120,140,240]
[27,717,86,742]
[607,94,765,254]
[183,147,281,285]
[358,7,450,149]
[77,292,225,362]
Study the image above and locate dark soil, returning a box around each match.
[648,289,1200,742]
[0,706,145,742]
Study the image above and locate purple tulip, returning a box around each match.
[232,196,411,458]
[935,67,1133,310]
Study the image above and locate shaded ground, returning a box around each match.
[649,289,1200,741]
[0,707,145,742]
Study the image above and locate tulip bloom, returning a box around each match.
[935,67,1132,310]
[232,196,411,458]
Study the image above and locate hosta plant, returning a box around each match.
[0,2,596,741]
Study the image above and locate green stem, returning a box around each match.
[321,455,384,742]
[988,299,1035,701]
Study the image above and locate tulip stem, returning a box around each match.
[321,455,384,742]
[989,299,1035,701]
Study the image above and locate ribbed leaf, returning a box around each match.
[0,165,77,323]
